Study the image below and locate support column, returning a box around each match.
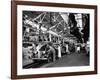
[58,45,61,58]
[49,33,51,41]
[37,45,41,58]
[66,44,70,54]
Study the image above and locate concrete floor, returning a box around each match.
[40,52,89,68]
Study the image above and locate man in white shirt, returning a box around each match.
[76,45,80,54]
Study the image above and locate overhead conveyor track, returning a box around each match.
[23,12,75,40]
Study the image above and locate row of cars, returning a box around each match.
[23,40,90,67]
